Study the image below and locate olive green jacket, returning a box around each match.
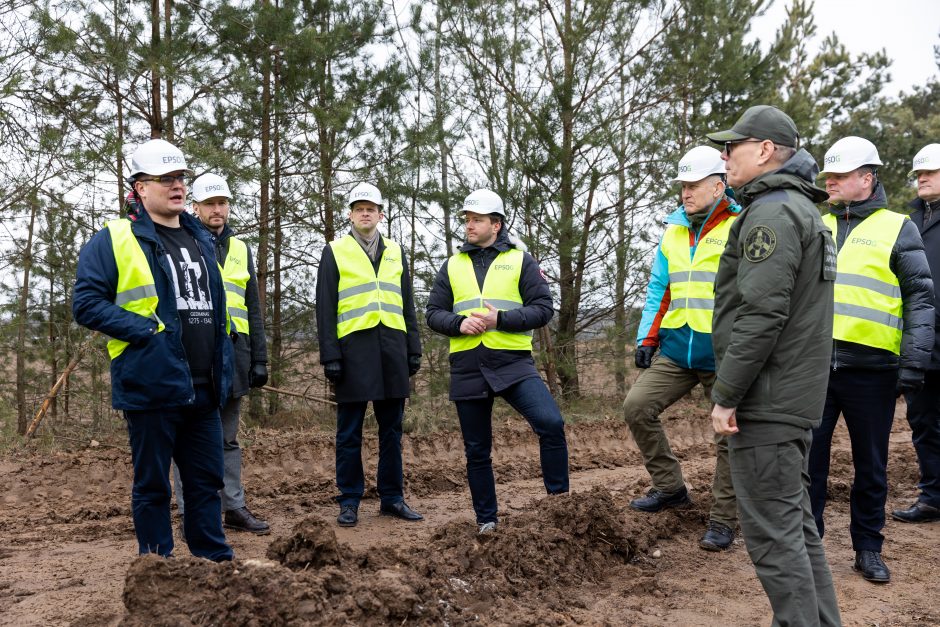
[711,149,835,431]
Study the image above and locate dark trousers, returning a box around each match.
[335,398,405,508]
[808,368,896,552]
[454,376,569,524]
[905,370,940,508]
[124,384,232,561]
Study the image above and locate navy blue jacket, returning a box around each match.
[73,207,233,411]
[426,229,553,400]
[909,196,940,370]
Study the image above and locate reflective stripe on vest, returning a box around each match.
[822,210,906,354]
[222,237,251,334]
[659,215,735,333]
[331,234,407,338]
[448,248,533,353]
[105,219,165,360]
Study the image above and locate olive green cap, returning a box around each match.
[706,105,800,148]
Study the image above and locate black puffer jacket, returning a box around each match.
[826,182,934,371]
[425,228,553,400]
[909,196,940,370]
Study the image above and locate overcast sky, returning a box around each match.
[752,0,940,95]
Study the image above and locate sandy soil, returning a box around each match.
[1,398,938,626]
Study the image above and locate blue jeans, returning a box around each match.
[335,399,405,508]
[454,376,569,524]
[905,370,940,508]
[124,384,232,561]
[808,368,896,552]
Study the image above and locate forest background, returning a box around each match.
[2,0,939,442]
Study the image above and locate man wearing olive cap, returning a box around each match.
[625,145,741,552]
[707,106,841,625]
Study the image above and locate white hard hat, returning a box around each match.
[128,139,193,178]
[460,189,506,218]
[191,173,232,202]
[348,182,383,209]
[820,136,883,174]
[909,143,940,177]
[673,146,725,182]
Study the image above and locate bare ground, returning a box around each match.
[1,398,938,626]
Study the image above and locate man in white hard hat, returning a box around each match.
[892,143,940,525]
[426,189,569,534]
[73,139,234,561]
[809,136,933,583]
[172,174,270,536]
[625,146,741,551]
[316,182,423,527]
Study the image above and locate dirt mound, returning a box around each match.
[121,488,642,625]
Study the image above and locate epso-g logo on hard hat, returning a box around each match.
[354,191,371,198]
[465,199,480,205]
[824,154,841,165]
[162,155,185,164]
[206,185,224,192]
[678,165,692,173]
[914,156,930,167]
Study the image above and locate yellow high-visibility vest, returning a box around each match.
[105,219,165,359]
[823,210,906,353]
[330,234,407,338]
[222,237,250,334]
[659,215,735,333]
[448,248,533,353]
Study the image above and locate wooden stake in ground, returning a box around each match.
[26,333,96,439]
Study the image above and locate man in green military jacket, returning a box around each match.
[706,105,842,627]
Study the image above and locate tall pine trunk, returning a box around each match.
[15,197,39,434]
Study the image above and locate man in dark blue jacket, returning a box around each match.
[426,189,569,534]
[894,143,940,525]
[73,139,234,561]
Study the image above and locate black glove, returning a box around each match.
[635,345,656,369]
[408,355,422,377]
[249,361,268,388]
[324,361,343,384]
[896,367,924,397]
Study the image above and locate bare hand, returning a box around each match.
[711,404,739,436]
[470,302,499,330]
[459,316,486,335]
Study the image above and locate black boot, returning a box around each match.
[629,486,691,512]
[337,504,358,527]
[224,507,271,535]
[854,550,890,583]
[891,501,940,523]
[699,521,734,551]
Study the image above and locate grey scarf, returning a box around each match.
[352,228,380,261]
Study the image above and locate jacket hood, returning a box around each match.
[736,148,829,208]
[827,181,888,220]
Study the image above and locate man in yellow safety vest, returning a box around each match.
[172,173,270,536]
[809,136,934,583]
[316,182,423,528]
[625,146,741,551]
[73,139,234,561]
[426,189,569,534]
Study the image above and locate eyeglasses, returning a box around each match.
[723,139,764,156]
[138,174,187,187]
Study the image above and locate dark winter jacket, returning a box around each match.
[711,149,835,435]
[316,234,421,403]
[425,228,553,400]
[73,207,233,411]
[909,196,940,370]
[213,225,268,398]
[826,183,934,371]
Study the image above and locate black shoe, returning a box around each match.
[223,507,271,535]
[380,501,424,521]
[891,501,940,523]
[337,504,358,527]
[699,521,734,551]
[629,486,691,512]
[854,550,890,583]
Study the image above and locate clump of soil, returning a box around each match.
[121,487,643,625]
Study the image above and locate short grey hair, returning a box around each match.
[771,144,796,165]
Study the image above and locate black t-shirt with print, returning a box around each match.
[155,223,216,384]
